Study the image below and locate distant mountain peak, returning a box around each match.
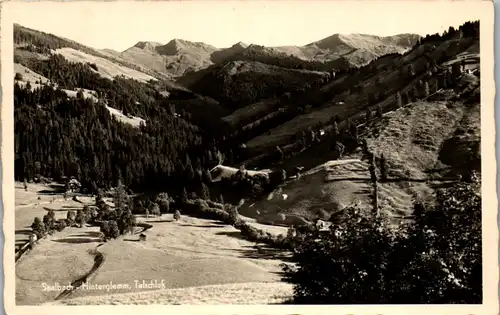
[155,38,217,56]
[132,41,164,51]
[232,41,248,48]
[307,32,421,52]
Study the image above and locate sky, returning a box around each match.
[8,0,484,52]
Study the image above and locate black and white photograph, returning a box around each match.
[1,0,496,313]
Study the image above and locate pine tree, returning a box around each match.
[113,178,128,214]
[376,105,383,118]
[181,187,188,204]
[423,81,430,98]
[184,154,195,183]
[413,85,420,101]
[365,109,373,122]
[380,154,387,181]
[333,121,340,137]
[404,91,410,104]
[202,169,213,184]
[200,183,210,200]
[350,124,358,142]
[396,92,403,108]
[276,146,285,162]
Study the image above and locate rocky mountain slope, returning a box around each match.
[274,33,421,66]
[120,39,218,77]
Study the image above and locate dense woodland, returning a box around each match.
[14,79,225,195]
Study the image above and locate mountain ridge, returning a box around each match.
[117,32,421,77]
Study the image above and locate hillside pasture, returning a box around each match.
[14,63,49,84]
[222,98,281,128]
[210,165,272,183]
[238,159,373,223]
[52,48,157,83]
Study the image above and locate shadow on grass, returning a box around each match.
[42,207,68,212]
[216,230,293,261]
[179,223,228,228]
[52,237,101,244]
[37,184,66,195]
[324,177,371,183]
[215,230,247,240]
[235,245,293,261]
[429,181,456,189]
[15,229,32,236]
[71,231,102,238]
[269,298,295,305]
[144,219,175,223]
[37,190,59,196]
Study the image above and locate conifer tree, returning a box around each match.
[423,81,430,98]
[396,92,403,108]
[200,183,210,200]
[181,187,189,204]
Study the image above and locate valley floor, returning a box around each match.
[15,183,292,305]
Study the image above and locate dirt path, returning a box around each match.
[54,247,105,301]
[52,221,157,302]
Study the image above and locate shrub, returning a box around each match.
[82,205,92,221]
[155,192,170,213]
[75,209,87,227]
[31,217,46,239]
[228,206,241,226]
[206,200,224,209]
[15,72,23,81]
[43,214,55,232]
[149,202,161,217]
[48,209,56,220]
[56,219,67,232]
[100,221,110,239]
[118,209,136,234]
[173,210,181,221]
[107,220,120,239]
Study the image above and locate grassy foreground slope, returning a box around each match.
[15,184,290,305]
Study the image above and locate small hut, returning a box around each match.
[139,233,147,242]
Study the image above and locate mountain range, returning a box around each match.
[105,33,421,77]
